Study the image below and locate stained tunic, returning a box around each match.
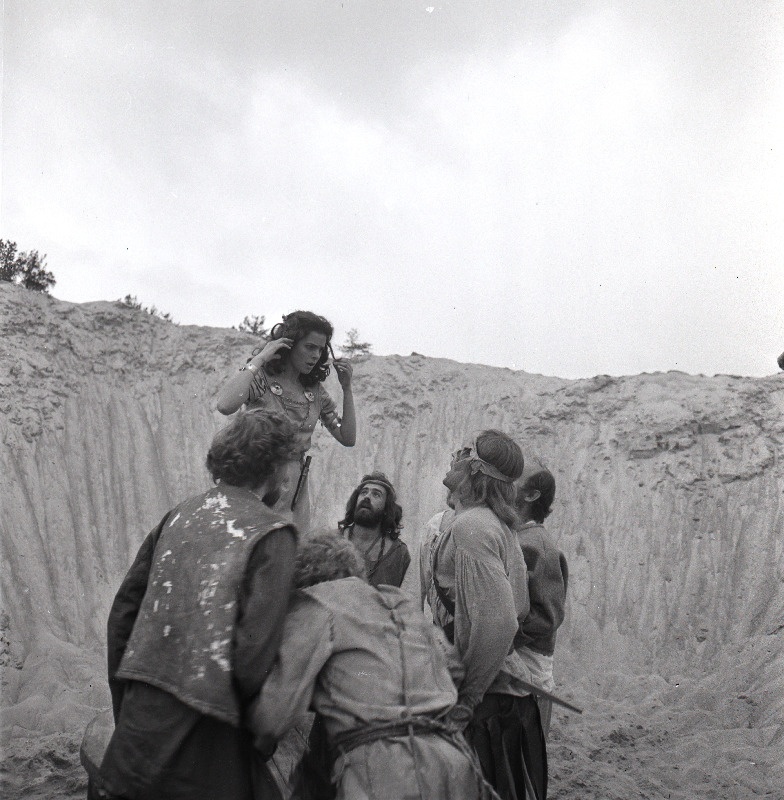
[99,496,296,800]
[117,486,292,723]
[251,578,495,800]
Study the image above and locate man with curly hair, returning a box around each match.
[338,471,410,588]
[251,532,499,800]
[97,410,299,800]
[296,473,411,794]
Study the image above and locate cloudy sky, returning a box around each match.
[3,1,783,378]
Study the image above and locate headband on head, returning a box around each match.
[359,475,396,501]
[464,436,515,483]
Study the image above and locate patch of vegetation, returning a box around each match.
[0,240,56,293]
[236,314,269,338]
[340,328,372,359]
[116,294,177,323]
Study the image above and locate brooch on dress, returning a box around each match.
[270,383,284,396]
[304,391,315,402]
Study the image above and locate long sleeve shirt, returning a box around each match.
[431,505,532,713]
[250,578,462,745]
[515,521,569,656]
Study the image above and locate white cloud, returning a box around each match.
[3,1,782,376]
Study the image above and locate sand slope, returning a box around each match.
[1,283,782,797]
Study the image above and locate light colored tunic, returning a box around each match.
[250,578,495,800]
[430,505,533,711]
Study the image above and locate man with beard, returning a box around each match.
[291,473,411,797]
[97,410,298,800]
[338,472,410,588]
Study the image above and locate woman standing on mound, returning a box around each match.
[217,311,356,531]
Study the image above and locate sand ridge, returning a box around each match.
[1,283,782,797]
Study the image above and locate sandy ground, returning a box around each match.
[2,670,781,799]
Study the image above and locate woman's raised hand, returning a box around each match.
[253,338,293,366]
[333,358,353,388]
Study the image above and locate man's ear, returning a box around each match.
[521,488,541,503]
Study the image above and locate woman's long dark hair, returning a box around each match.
[339,472,403,540]
[262,311,334,387]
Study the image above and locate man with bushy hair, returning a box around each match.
[251,532,498,800]
[429,430,547,800]
[98,410,298,800]
[338,471,410,587]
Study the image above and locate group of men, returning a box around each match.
[92,409,568,800]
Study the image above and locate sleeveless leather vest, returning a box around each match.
[117,483,291,725]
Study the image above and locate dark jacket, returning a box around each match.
[515,522,568,656]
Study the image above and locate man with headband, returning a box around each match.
[429,430,547,800]
[292,472,412,794]
[338,471,410,588]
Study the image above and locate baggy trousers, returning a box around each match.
[465,693,547,800]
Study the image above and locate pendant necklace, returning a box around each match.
[267,373,315,433]
[350,528,386,576]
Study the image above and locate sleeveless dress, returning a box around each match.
[245,366,340,532]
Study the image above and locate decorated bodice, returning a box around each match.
[245,367,340,458]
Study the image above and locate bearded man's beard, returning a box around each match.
[354,504,383,527]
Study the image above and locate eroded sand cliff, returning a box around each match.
[1,283,782,797]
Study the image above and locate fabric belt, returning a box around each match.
[470,692,523,723]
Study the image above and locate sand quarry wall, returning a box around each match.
[1,284,783,752]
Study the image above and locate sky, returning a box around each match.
[3,1,783,379]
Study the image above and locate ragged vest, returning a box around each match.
[117,483,292,725]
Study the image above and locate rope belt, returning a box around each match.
[331,715,502,800]
[332,715,454,755]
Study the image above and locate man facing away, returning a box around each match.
[98,410,298,800]
[250,532,499,800]
[429,430,548,800]
[338,471,410,588]
[513,459,568,738]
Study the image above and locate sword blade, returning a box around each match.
[517,679,583,714]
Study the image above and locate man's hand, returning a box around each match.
[444,702,473,733]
